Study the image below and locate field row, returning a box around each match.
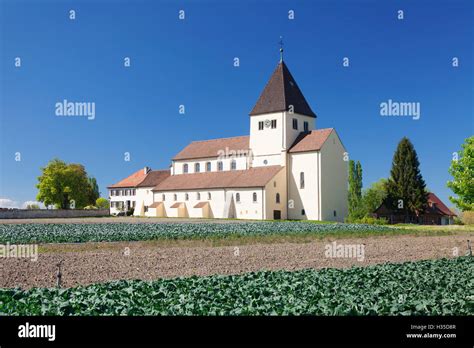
[1,257,472,315]
[0,222,397,244]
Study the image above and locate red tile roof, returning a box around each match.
[108,168,169,188]
[137,170,170,187]
[170,202,184,208]
[194,202,209,208]
[108,168,148,188]
[427,193,456,216]
[173,136,250,161]
[153,165,283,191]
[288,128,334,153]
[249,61,316,118]
[149,202,163,208]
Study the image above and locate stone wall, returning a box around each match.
[0,209,110,219]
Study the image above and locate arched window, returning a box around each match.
[162,194,165,201]
[174,194,177,201]
[183,164,188,173]
[276,193,280,204]
[300,172,305,189]
[185,193,189,201]
[252,192,257,203]
[208,192,212,200]
[195,163,200,173]
[236,193,240,202]
[197,192,201,200]
[206,162,211,172]
[217,161,223,171]
[231,160,237,170]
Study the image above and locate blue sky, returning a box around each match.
[0,0,472,209]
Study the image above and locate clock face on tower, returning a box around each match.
[264,119,271,128]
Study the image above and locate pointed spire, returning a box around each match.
[249,60,316,118]
[279,36,284,62]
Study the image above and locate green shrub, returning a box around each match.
[345,216,388,225]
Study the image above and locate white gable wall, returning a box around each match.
[320,130,348,222]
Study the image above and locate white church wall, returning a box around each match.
[283,112,316,149]
[320,130,348,222]
[288,151,321,220]
[249,112,285,162]
[133,187,154,217]
[263,167,287,219]
[152,188,264,219]
[173,156,249,175]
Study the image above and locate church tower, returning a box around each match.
[248,57,317,167]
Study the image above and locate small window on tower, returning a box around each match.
[183,164,188,173]
[231,160,237,170]
[304,121,309,132]
[217,161,223,171]
[271,120,277,129]
[258,121,264,130]
[292,119,298,130]
[206,162,211,172]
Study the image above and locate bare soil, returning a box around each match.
[1,233,472,289]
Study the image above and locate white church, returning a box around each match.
[108,56,348,221]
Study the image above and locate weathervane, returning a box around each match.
[279,36,284,62]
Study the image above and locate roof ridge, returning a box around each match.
[189,135,249,144]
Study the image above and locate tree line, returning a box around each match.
[348,136,473,223]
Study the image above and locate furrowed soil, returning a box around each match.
[1,233,472,289]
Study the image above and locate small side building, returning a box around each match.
[374,192,456,225]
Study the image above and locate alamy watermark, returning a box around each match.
[325,241,365,262]
[380,99,420,120]
[55,99,95,120]
[0,243,38,262]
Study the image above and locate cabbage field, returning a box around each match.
[0,222,398,244]
[1,257,472,315]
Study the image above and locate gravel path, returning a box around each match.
[1,233,472,289]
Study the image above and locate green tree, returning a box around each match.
[447,136,474,211]
[87,177,100,205]
[95,197,110,209]
[362,178,388,214]
[348,160,364,219]
[386,137,428,222]
[36,159,93,209]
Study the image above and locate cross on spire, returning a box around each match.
[279,36,284,62]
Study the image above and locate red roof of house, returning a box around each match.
[288,128,334,153]
[108,168,170,188]
[427,193,456,216]
[173,136,250,161]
